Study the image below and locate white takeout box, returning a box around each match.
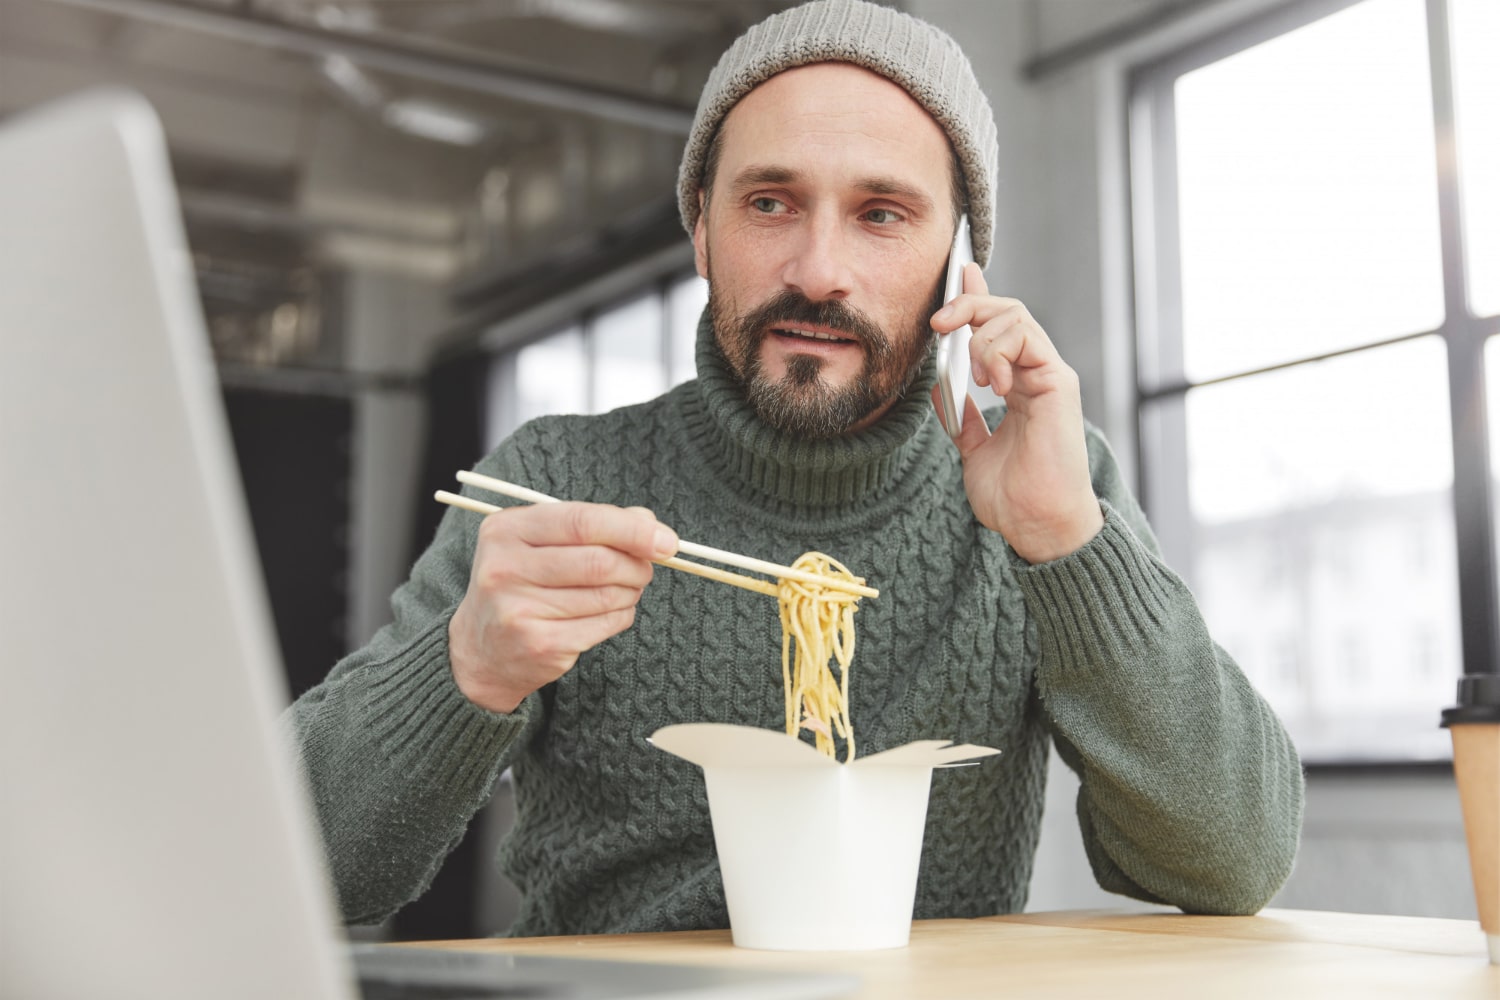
[649,722,1000,951]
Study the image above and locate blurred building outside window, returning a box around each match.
[485,272,707,450]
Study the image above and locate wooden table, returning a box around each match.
[410,908,1500,998]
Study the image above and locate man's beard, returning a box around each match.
[708,279,938,440]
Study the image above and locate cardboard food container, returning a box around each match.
[649,722,999,951]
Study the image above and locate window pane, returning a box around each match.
[591,294,665,413]
[516,326,587,426]
[1453,0,1500,317]
[1485,339,1500,624]
[669,274,709,387]
[1162,337,1459,761]
[1173,0,1443,382]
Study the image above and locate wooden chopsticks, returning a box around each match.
[432,489,780,597]
[432,470,879,601]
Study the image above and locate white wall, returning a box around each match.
[910,0,1473,920]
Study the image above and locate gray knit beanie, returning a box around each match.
[677,0,998,267]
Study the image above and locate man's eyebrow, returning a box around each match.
[729,165,799,190]
[856,176,936,212]
[728,166,938,213]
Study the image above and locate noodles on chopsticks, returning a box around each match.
[779,552,862,762]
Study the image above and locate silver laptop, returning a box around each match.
[0,88,856,1000]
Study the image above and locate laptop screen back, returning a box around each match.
[0,89,353,1000]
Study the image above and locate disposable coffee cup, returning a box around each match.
[1441,673,1500,964]
[650,723,998,951]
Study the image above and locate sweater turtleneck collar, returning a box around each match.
[681,306,939,511]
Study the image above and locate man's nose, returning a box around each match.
[779,213,853,302]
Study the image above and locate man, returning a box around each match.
[289,0,1303,937]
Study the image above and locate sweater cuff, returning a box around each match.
[1008,502,1177,674]
[358,609,537,796]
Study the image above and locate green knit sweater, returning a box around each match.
[288,318,1303,937]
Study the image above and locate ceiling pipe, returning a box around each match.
[45,0,698,134]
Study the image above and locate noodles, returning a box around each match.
[779,552,862,762]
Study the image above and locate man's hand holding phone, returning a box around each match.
[930,259,1104,565]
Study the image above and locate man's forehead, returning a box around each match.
[728,62,938,131]
[716,63,950,183]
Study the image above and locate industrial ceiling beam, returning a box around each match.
[44,0,698,134]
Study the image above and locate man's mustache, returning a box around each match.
[739,291,893,363]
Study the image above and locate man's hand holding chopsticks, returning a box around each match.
[447,503,679,714]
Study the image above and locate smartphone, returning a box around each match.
[933,214,973,442]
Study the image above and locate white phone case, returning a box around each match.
[934,214,974,441]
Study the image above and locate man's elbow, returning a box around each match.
[1176,828,1301,916]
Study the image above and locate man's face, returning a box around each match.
[693,63,957,438]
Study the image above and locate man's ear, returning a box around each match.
[692,191,708,279]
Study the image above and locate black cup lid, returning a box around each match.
[1441,673,1500,726]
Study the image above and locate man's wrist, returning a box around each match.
[447,612,527,714]
[451,666,527,715]
[1007,502,1106,565]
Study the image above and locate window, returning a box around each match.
[668,276,710,387]
[1131,0,1498,762]
[592,294,667,414]
[485,272,708,449]
[1452,0,1499,316]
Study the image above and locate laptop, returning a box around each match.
[0,88,856,1000]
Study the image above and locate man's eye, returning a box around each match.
[864,208,901,225]
[752,197,785,214]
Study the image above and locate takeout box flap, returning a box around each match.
[855,741,1001,768]
[649,723,999,770]
[649,722,836,769]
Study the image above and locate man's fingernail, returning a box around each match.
[654,525,678,557]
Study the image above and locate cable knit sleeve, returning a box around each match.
[1012,426,1304,915]
[282,441,545,926]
